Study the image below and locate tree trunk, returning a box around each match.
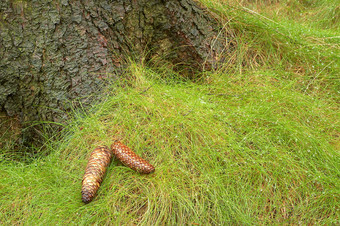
[0,0,229,147]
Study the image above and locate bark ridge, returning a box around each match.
[0,0,229,146]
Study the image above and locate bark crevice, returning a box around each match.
[0,0,230,147]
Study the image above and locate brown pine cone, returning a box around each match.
[111,141,155,174]
[81,146,113,204]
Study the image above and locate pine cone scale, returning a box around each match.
[81,146,113,204]
[111,141,155,174]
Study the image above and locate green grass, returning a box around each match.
[0,0,339,225]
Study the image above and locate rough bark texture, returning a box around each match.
[0,0,229,146]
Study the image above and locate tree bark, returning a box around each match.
[0,0,229,146]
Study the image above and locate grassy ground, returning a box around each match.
[0,0,339,225]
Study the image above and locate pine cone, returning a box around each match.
[81,146,113,204]
[111,141,155,174]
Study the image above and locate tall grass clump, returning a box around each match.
[201,0,339,99]
[1,62,339,224]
